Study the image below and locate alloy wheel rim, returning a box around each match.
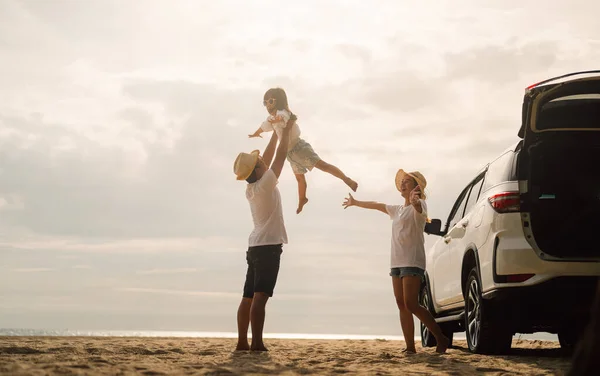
[467,278,481,348]
[421,291,430,342]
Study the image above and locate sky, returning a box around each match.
[1,0,599,335]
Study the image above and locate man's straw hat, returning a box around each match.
[233,150,260,181]
[395,169,428,199]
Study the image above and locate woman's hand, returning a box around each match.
[342,193,356,209]
[410,185,422,206]
[248,133,263,138]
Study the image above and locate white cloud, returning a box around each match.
[135,268,198,275]
[115,288,238,298]
[72,265,92,270]
[0,236,238,254]
[12,268,53,273]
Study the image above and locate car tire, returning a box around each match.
[465,267,512,354]
[420,284,454,348]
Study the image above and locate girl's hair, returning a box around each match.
[264,88,297,120]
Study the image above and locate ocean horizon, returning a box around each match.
[0,328,416,340]
[0,328,558,342]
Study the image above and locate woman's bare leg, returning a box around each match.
[295,173,309,214]
[392,276,416,353]
[402,276,449,353]
[314,160,358,192]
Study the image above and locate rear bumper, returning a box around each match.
[482,276,599,333]
[494,237,600,279]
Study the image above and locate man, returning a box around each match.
[232,115,294,351]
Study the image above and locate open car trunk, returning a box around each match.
[518,72,600,261]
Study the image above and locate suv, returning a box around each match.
[421,71,600,354]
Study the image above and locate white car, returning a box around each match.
[420,71,600,354]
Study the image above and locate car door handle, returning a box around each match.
[444,236,451,244]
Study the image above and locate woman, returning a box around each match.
[342,169,449,354]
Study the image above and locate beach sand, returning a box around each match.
[0,336,571,375]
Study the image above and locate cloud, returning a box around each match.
[115,287,239,298]
[135,268,198,275]
[443,40,560,84]
[0,236,239,254]
[12,268,53,273]
[115,287,343,302]
[72,265,92,269]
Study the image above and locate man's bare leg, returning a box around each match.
[295,173,309,214]
[314,160,358,192]
[236,297,252,351]
[250,292,270,351]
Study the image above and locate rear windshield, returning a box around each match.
[538,94,600,131]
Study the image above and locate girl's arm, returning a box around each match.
[248,126,265,138]
[342,193,388,215]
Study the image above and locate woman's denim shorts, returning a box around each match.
[390,266,425,280]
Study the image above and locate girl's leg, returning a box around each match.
[295,173,309,214]
[402,276,449,353]
[392,276,416,353]
[313,160,358,192]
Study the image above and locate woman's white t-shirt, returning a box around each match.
[385,200,428,269]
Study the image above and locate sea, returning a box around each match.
[0,328,557,341]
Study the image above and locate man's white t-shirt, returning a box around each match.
[385,200,428,269]
[247,169,288,247]
[260,109,301,149]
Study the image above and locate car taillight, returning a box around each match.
[488,192,520,213]
[506,273,535,283]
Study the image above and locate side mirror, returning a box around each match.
[425,219,443,236]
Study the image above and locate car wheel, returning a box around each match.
[420,284,454,348]
[465,267,512,354]
[420,285,437,348]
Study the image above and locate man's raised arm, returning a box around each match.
[262,131,278,167]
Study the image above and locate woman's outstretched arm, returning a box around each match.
[342,193,388,215]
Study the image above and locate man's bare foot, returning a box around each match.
[402,348,416,355]
[235,342,250,351]
[344,177,358,192]
[250,344,268,352]
[436,336,450,354]
[296,197,309,214]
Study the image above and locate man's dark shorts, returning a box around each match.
[243,244,283,298]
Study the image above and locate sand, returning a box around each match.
[0,336,572,375]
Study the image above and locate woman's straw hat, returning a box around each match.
[395,169,428,199]
[233,150,260,180]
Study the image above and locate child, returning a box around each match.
[249,88,358,214]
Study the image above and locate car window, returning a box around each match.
[509,147,520,181]
[463,173,486,216]
[481,151,515,192]
[447,187,470,230]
